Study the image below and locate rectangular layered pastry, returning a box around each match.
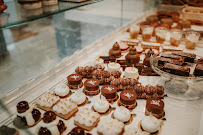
[162,63,190,76]
[53,99,78,120]
[172,51,196,63]
[158,57,185,66]
[141,41,160,50]
[121,39,139,46]
[161,53,186,61]
[161,45,183,52]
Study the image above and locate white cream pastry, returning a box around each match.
[124,67,139,79]
[113,106,131,122]
[94,58,104,66]
[53,99,77,115]
[55,83,70,97]
[16,105,35,126]
[108,62,121,71]
[36,92,59,108]
[141,115,161,133]
[36,117,60,135]
[74,108,100,127]
[70,90,86,105]
[123,128,150,135]
[97,118,124,135]
[93,95,110,113]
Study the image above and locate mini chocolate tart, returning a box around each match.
[84,79,100,96]
[101,85,118,102]
[67,74,83,89]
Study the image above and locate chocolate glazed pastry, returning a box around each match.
[68,127,85,135]
[84,79,100,96]
[125,47,140,64]
[109,42,122,58]
[67,74,83,89]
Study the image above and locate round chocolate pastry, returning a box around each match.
[17,101,29,113]
[101,85,117,101]
[125,47,140,64]
[84,79,100,96]
[120,90,137,105]
[67,74,83,89]
[68,127,85,135]
[146,98,164,118]
[109,42,122,58]
[38,127,51,135]
[43,111,56,123]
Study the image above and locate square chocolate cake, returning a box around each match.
[162,63,190,76]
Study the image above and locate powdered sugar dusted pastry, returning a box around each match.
[67,74,83,89]
[123,128,150,135]
[84,79,100,96]
[108,62,121,71]
[93,96,110,114]
[119,90,137,109]
[97,118,124,135]
[70,90,86,106]
[53,99,78,120]
[36,111,66,135]
[94,58,104,66]
[54,82,70,98]
[113,106,131,123]
[74,108,100,131]
[36,92,60,111]
[124,67,139,79]
[101,85,118,102]
[141,115,162,133]
[15,101,41,127]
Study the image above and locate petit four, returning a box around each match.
[194,64,203,76]
[0,125,19,135]
[134,84,165,99]
[15,101,41,127]
[161,45,183,52]
[70,90,86,106]
[36,92,60,111]
[162,63,190,76]
[111,78,140,91]
[93,96,110,114]
[67,74,83,89]
[172,51,196,63]
[108,62,121,71]
[140,115,162,134]
[109,42,122,58]
[123,128,150,135]
[84,79,100,96]
[97,118,124,135]
[143,48,155,67]
[113,106,131,123]
[75,65,104,78]
[54,82,70,98]
[119,42,129,53]
[53,99,78,120]
[74,108,100,131]
[124,67,139,79]
[145,98,165,119]
[101,85,118,102]
[119,90,137,109]
[94,58,104,66]
[125,47,140,64]
[36,111,66,135]
[121,39,139,46]
[68,127,86,135]
[92,70,121,85]
[141,41,160,51]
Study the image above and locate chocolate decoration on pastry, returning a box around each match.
[125,47,140,64]
[43,111,56,123]
[75,65,104,78]
[67,74,83,89]
[109,42,122,58]
[68,127,85,135]
[84,79,100,96]
[120,90,137,105]
[101,85,118,101]
[17,101,29,113]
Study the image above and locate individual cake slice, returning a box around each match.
[124,67,139,79]
[36,111,66,135]
[70,90,87,106]
[145,98,165,119]
[101,85,118,102]
[172,51,196,63]
[67,74,83,89]
[194,64,203,76]
[113,106,131,123]
[14,101,41,128]
[36,92,60,111]
[162,63,190,76]
[97,118,124,135]
[93,96,110,114]
[0,125,19,135]
[84,79,100,96]
[119,90,137,109]
[74,108,100,131]
[53,99,78,120]
[54,82,70,98]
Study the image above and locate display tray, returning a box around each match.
[0,9,203,135]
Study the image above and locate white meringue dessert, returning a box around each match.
[114,106,131,122]
[70,90,86,105]
[94,57,104,66]
[141,115,161,133]
[55,83,70,97]
[124,67,139,79]
[93,95,110,113]
[108,62,121,71]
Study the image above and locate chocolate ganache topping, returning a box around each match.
[43,111,56,123]
[17,101,29,113]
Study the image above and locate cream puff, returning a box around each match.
[141,115,162,133]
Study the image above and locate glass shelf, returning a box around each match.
[0,0,102,29]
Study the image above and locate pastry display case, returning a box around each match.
[0,1,203,135]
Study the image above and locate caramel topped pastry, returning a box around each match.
[109,42,122,58]
[15,101,41,127]
[37,111,66,135]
